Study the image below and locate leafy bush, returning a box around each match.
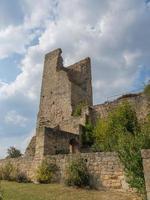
[6,147,22,158]
[82,122,94,147]
[0,162,17,181]
[66,157,90,187]
[16,172,29,183]
[72,102,87,117]
[144,83,150,99]
[0,162,29,183]
[93,102,139,151]
[36,159,57,183]
[117,130,150,194]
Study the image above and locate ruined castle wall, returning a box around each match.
[91,94,150,124]
[24,136,36,157]
[44,127,79,155]
[0,152,128,190]
[36,49,93,135]
[59,107,89,134]
[46,152,127,190]
[0,157,34,178]
[37,49,72,128]
[67,58,93,109]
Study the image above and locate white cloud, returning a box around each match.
[5,110,28,127]
[0,25,36,59]
[0,0,57,59]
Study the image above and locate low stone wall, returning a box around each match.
[0,157,34,178]
[0,152,128,190]
[45,152,127,190]
[91,94,149,125]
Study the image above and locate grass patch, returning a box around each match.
[1,181,139,200]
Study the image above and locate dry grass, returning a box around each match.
[1,181,141,200]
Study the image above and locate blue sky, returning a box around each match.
[0,0,150,158]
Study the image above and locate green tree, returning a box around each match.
[7,147,22,158]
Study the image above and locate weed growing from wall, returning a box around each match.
[72,102,87,117]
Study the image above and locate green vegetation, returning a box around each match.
[92,101,150,195]
[66,157,90,187]
[0,181,3,200]
[72,101,87,117]
[144,83,150,99]
[55,149,69,154]
[36,159,57,183]
[0,162,17,181]
[6,147,22,158]
[93,102,139,151]
[0,162,29,183]
[15,172,29,183]
[0,181,137,200]
[82,122,94,147]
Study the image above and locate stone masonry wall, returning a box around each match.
[25,136,36,157]
[67,57,93,111]
[0,152,128,191]
[0,157,34,178]
[90,93,150,125]
[37,49,73,129]
[37,49,93,134]
[44,127,79,155]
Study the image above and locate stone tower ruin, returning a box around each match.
[25,48,150,159]
[1,48,149,196]
[31,48,93,157]
[37,48,93,129]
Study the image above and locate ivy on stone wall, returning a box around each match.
[82,122,94,147]
[72,101,87,117]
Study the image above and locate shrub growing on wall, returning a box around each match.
[36,159,57,183]
[82,122,94,147]
[93,102,139,151]
[66,157,90,187]
[92,101,150,195]
[72,102,87,117]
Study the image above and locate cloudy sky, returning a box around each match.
[0,0,150,158]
